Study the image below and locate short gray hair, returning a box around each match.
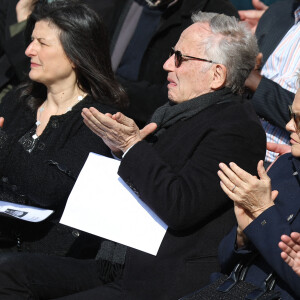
[191,12,258,94]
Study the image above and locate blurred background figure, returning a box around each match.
[0,0,125,101]
[236,0,270,33]
[243,0,300,166]
[0,0,37,101]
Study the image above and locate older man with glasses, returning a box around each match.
[0,12,266,300]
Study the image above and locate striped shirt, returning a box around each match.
[261,6,300,162]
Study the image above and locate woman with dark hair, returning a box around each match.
[0,0,127,257]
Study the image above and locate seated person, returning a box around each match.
[217,85,300,298]
[110,0,239,127]
[280,232,300,277]
[0,0,127,257]
[244,0,300,163]
[0,12,266,300]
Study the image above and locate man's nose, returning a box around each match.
[163,55,175,72]
[286,118,296,133]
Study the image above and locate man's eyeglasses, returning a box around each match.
[289,105,300,132]
[169,47,219,68]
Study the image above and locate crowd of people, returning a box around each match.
[0,0,299,299]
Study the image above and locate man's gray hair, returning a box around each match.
[191,12,258,94]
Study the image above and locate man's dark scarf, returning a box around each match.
[150,87,233,137]
[97,88,234,282]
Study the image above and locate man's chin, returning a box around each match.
[167,96,179,105]
[167,92,178,103]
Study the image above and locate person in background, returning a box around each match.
[237,0,269,33]
[243,0,300,165]
[0,0,38,101]
[217,84,300,298]
[0,0,127,258]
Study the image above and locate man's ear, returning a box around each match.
[211,64,227,90]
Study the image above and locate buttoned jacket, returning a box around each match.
[0,90,114,257]
[117,92,266,300]
[219,153,300,299]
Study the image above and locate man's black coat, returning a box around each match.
[117,93,266,299]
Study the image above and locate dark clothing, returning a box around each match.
[219,153,300,299]
[0,91,266,300]
[83,0,126,38]
[115,0,239,127]
[252,0,298,130]
[230,0,278,10]
[0,253,122,300]
[116,1,163,81]
[0,90,114,257]
[116,93,265,300]
[0,0,29,91]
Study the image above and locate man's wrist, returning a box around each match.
[251,203,274,219]
[236,227,248,249]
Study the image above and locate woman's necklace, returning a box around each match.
[33,94,84,140]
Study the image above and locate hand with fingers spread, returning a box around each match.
[82,107,157,156]
[238,0,268,34]
[279,232,300,277]
[218,160,278,220]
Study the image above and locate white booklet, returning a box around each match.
[0,200,54,222]
[60,152,168,256]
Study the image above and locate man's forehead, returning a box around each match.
[184,22,211,36]
[176,22,211,49]
[180,23,211,42]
